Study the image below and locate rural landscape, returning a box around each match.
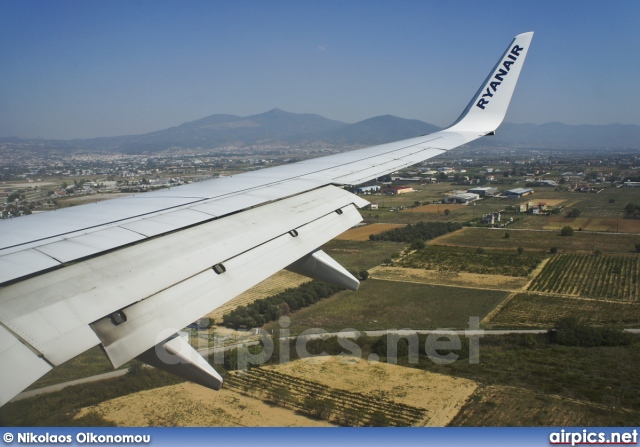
[2,146,640,427]
[5,2,640,441]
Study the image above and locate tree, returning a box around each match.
[517,246,524,255]
[476,247,485,254]
[444,209,451,216]
[7,192,20,203]
[340,408,364,427]
[268,385,291,407]
[550,247,558,254]
[279,302,291,315]
[359,270,369,280]
[504,231,510,239]
[410,239,426,250]
[303,397,335,420]
[609,198,616,204]
[126,362,143,376]
[566,208,581,218]
[635,243,640,253]
[560,226,574,236]
[367,410,391,427]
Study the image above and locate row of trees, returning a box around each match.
[222,280,343,329]
[369,221,462,242]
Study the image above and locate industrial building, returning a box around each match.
[356,185,381,194]
[443,193,480,204]
[505,188,534,198]
[384,186,414,195]
[468,187,498,197]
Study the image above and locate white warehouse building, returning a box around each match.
[443,193,480,204]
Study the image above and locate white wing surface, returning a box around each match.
[0,32,533,405]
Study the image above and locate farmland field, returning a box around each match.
[420,336,640,417]
[369,266,530,291]
[533,198,570,206]
[485,294,640,328]
[244,356,477,426]
[397,246,543,277]
[450,385,640,426]
[321,239,407,271]
[528,254,639,300]
[432,227,640,254]
[561,189,639,218]
[268,279,509,334]
[25,346,131,391]
[334,223,405,241]
[542,217,640,233]
[75,382,332,426]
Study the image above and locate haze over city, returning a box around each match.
[1,0,639,140]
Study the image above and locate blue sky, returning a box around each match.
[1,0,639,139]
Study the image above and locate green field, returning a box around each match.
[433,227,640,254]
[451,384,640,426]
[26,347,132,391]
[420,335,640,416]
[556,188,639,218]
[0,368,184,426]
[486,293,640,328]
[268,279,509,334]
[529,254,639,300]
[321,240,407,271]
[398,245,544,277]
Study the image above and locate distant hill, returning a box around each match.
[2,110,639,153]
[72,109,348,153]
[296,115,441,146]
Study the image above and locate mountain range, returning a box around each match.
[3,109,640,153]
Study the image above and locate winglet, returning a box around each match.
[447,32,534,135]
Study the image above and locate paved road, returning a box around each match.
[295,329,548,340]
[11,369,129,402]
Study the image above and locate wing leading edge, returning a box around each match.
[0,32,533,405]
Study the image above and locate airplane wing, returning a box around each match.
[0,32,533,405]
